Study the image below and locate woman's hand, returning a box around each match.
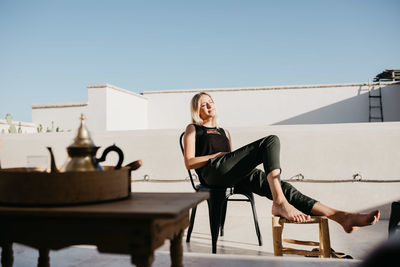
[215,151,228,157]
[183,124,231,170]
[183,125,227,170]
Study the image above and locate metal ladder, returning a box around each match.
[368,84,384,122]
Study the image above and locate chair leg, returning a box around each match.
[319,218,331,258]
[207,190,225,254]
[272,216,283,256]
[38,248,50,267]
[248,194,263,246]
[1,243,13,267]
[186,206,197,243]
[220,199,228,237]
[389,201,400,236]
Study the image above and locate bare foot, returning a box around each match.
[336,210,380,233]
[272,201,311,222]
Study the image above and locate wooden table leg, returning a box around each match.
[1,243,13,267]
[170,230,184,267]
[38,248,50,267]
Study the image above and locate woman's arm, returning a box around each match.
[183,124,225,170]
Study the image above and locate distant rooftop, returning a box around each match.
[374,69,400,82]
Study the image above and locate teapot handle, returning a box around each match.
[46,147,59,173]
[97,144,124,169]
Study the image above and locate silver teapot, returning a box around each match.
[47,114,124,172]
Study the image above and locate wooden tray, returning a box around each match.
[0,166,131,206]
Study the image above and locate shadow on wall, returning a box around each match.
[273,84,400,125]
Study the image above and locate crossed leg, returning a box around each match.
[267,169,380,232]
[311,202,380,233]
[267,169,311,222]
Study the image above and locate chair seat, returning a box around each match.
[196,184,228,192]
[196,184,253,195]
[278,216,323,224]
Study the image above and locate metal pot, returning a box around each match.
[48,114,124,172]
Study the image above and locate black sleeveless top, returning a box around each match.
[193,124,231,182]
[194,124,231,157]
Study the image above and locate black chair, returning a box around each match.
[179,132,262,253]
[389,201,400,236]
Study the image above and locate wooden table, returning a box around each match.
[0,192,209,267]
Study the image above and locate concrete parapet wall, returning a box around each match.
[145,82,400,129]
[31,82,400,131]
[87,84,148,131]
[0,122,399,218]
[32,102,88,132]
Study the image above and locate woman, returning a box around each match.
[183,92,380,233]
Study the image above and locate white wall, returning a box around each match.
[381,83,400,121]
[145,92,192,129]
[31,82,400,131]
[144,82,400,129]
[105,86,148,131]
[87,84,148,131]
[32,103,88,132]
[32,84,149,132]
[1,122,399,218]
[87,87,107,132]
[2,122,399,181]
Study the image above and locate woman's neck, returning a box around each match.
[202,118,215,128]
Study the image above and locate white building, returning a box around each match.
[1,80,399,220]
[32,81,400,131]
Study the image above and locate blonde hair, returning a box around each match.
[190,92,218,126]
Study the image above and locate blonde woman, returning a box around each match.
[183,92,380,232]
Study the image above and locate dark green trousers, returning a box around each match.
[200,135,317,215]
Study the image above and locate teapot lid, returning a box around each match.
[69,114,96,148]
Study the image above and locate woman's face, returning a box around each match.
[198,94,216,120]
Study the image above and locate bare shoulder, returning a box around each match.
[223,128,233,149]
[185,124,195,135]
[223,128,231,138]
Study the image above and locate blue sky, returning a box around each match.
[1,0,399,122]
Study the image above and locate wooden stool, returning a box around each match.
[272,216,331,258]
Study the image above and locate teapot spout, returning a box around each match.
[47,147,59,173]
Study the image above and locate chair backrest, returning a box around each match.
[179,132,199,191]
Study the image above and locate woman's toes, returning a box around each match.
[371,210,380,223]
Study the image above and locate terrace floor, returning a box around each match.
[9,182,392,266]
